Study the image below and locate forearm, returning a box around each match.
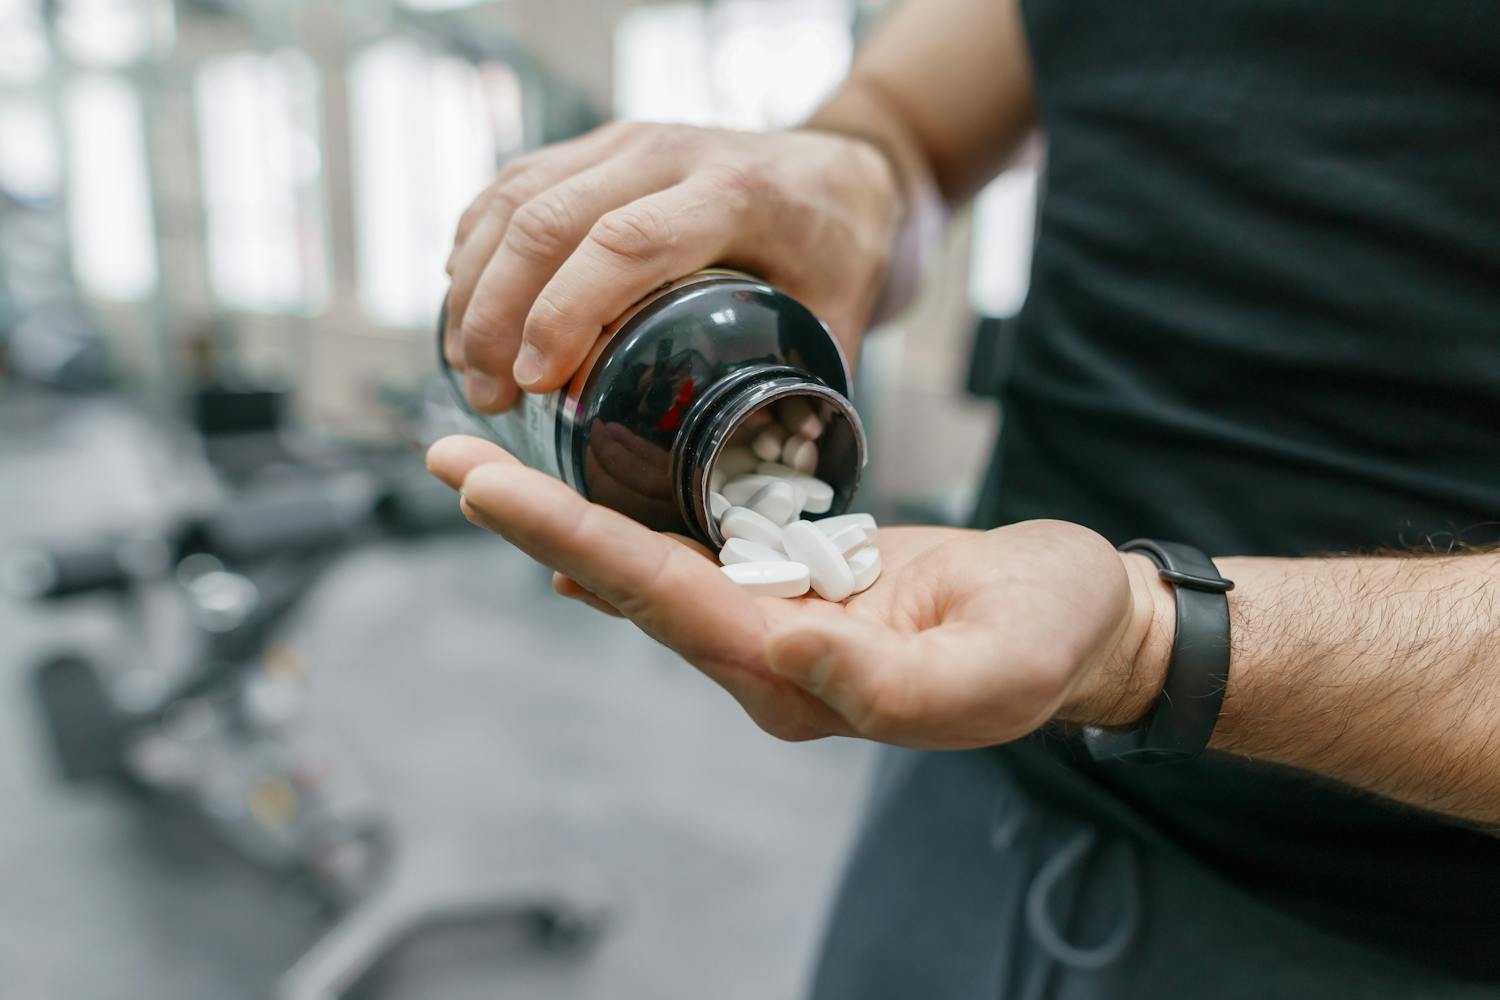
[806,0,1035,205]
[1117,549,1500,825]
[803,0,1035,320]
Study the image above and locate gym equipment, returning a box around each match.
[14,453,612,997]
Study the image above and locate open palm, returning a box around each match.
[428,435,1148,747]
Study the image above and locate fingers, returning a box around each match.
[456,458,766,667]
[426,434,518,491]
[764,617,1011,748]
[515,167,761,393]
[554,572,624,618]
[461,156,687,411]
[445,127,632,408]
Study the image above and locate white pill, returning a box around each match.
[708,491,730,520]
[777,397,823,440]
[723,474,806,508]
[824,523,869,557]
[719,537,787,566]
[709,466,726,494]
[781,435,819,474]
[720,506,784,548]
[716,446,758,480]
[752,424,788,461]
[816,515,876,539]
[721,560,811,598]
[780,520,855,602]
[815,515,875,545]
[756,462,834,514]
[746,481,799,525]
[848,547,882,594]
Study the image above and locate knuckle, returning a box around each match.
[505,196,575,262]
[642,123,695,157]
[589,206,665,264]
[458,296,505,347]
[707,160,770,205]
[485,185,526,223]
[523,291,571,348]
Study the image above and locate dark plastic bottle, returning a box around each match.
[437,269,866,548]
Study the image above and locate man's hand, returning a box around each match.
[443,123,900,415]
[427,435,1168,746]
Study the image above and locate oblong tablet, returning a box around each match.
[848,546,882,594]
[755,463,834,514]
[722,560,811,598]
[823,523,869,557]
[719,537,787,566]
[720,506,785,548]
[747,480,799,525]
[752,424,788,461]
[780,520,855,602]
[776,397,823,440]
[813,513,876,539]
[781,435,819,474]
[723,474,806,508]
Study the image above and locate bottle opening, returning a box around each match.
[674,365,866,549]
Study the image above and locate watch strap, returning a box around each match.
[1082,539,1233,764]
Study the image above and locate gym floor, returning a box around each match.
[0,392,874,1000]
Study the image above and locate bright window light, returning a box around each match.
[57,0,155,68]
[615,0,853,129]
[614,4,716,126]
[64,74,157,302]
[349,39,521,328]
[0,98,61,200]
[968,164,1038,319]
[399,0,486,9]
[0,0,50,85]
[195,49,328,315]
[709,0,853,129]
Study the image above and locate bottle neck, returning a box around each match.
[674,365,867,548]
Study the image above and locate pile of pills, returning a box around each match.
[707,398,882,602]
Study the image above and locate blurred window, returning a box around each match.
[195,49,329,315]
[64,74,158,301]
[968,164,1038,319]
[348,38,522,328]
[615,0,852,129]
[0,98,62,201]
[57,0,169,69]
[0,0,50,85]
[398,0,487,9]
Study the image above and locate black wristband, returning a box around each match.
[1082,539,1233,765]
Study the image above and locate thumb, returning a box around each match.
[765,618,923,742]
[766,617,1029,746]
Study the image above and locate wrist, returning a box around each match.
[1059,552,1176,727]
[801,98,946,322]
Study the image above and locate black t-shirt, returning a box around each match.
[978,0,1500,978]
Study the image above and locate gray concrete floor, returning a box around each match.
[0,392,874,1000]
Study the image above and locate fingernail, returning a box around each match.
[466,371,500,408]
[513,343,544,388]
[768,634,834,686]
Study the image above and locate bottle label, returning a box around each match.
[461,390,563,481]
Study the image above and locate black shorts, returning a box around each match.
[808,747,1494,1000]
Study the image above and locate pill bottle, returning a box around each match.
[437,269,866,548]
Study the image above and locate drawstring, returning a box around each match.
[994,797,1141,1000]
[1024,828,1141,971]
